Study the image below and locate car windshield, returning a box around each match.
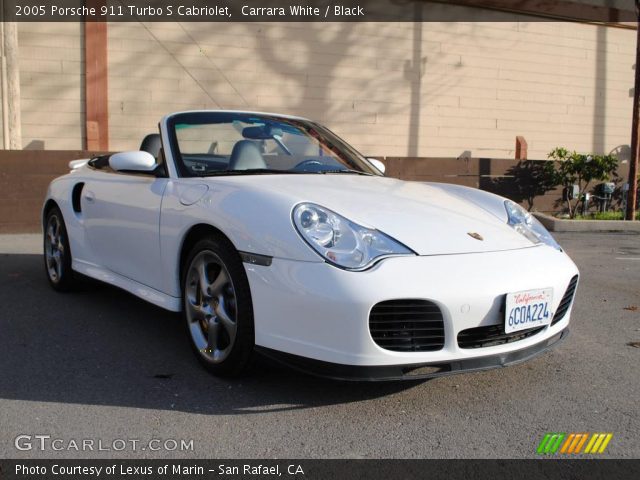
[167,112,379,177]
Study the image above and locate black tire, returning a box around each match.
[182,235,255,377]
[43,206,77,292]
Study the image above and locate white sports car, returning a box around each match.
[43,111,579,380]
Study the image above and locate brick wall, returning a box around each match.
[0,151,630,233]
[381,156,630,214]
[0,151,99,233]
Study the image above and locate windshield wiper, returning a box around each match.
[203,169,303,176]
[201,168,374,177]
[317,169,374,176]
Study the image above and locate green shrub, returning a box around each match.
[547,147,618,218]
[574,211,640,221]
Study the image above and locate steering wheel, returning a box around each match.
[293,159,325,171]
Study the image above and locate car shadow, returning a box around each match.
[0,253,425,415]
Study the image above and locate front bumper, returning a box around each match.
[256,329,569,381]
[245,244,578,369]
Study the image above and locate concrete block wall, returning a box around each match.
[106,19,636,159]
[17,22,85,150]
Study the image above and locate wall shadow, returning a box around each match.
[407,2,424,157]
[483,159,559,211]
[592,24,607,154]
[0,253,423,415]
[24,140,45,150]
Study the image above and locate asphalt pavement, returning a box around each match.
[0,232,638,458]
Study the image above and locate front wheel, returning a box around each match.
[182,236,255,376]
[43,207,77,291]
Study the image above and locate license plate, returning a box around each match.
[505,288,553,333]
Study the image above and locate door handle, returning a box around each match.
[84,191,95,203]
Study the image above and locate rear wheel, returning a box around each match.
[182,236,255,376]
[43,207,77,291]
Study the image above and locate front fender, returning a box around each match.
[159,181,322,297]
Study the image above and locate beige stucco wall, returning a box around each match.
[107,20,635,159]
[18,22,84,150]
[13,18,636,159]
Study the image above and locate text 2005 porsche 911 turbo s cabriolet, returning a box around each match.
[42,111,579,380]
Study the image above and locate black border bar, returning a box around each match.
[0,0,636,23]
[2,459,639,480]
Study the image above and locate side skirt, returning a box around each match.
[72,259,182,312]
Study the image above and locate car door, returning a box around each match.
[82,169,168,293]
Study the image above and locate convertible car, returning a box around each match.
[43,110,579,380]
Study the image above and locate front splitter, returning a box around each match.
[255,329,569,381]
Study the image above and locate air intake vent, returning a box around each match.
[457,324,544,349]
[369,299,445,352]
[72,182,85,213]
[551,275,579,326]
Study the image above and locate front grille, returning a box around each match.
[369,299,445,352]
[457,324,544,349]
[458,276,579,349]
[551,275,579,326]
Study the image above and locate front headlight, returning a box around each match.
[504,200,561,251]
[292,203,415,270]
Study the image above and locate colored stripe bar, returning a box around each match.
[590,434,607,453]
[537,434,552,454]
[549,433,565,454]
[538,432,612,455]
[560,434,575,454]
[544,434,558,454]
[573,433,589,454]
[584,434,599,453]
[598,434,613,453]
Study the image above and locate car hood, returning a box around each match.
[209,174,535,256]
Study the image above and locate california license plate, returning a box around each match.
[505,288,553,333]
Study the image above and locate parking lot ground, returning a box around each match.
[0,232,638,458]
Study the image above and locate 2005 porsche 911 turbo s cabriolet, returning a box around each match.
[43,110,579,380]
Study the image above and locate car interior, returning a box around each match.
[176,124,346,176]
[89,125,348,178]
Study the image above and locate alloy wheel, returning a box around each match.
[185,251,238,364]
[45,214,65,283]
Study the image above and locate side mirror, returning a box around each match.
[367,158,386,175]
[109,151,157,173]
